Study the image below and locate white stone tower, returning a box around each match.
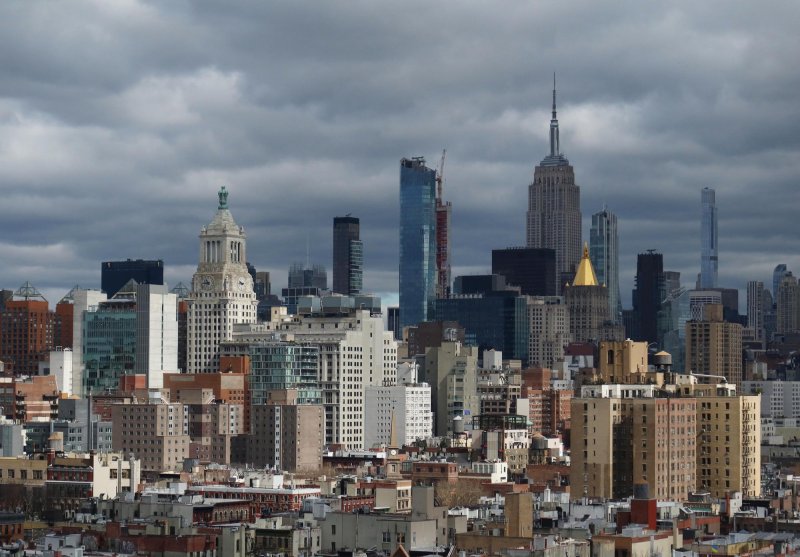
[186,187,257,373]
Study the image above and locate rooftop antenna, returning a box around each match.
[305,233,310,268]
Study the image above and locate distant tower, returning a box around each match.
[746,280,766,342]
[590,208,621,323]
[632,251,665,343]
[565,244,610,343]
[527,75,582,288]
[333,216,363,296]
[399,157,437,330]
[773,264,790,302]
[186,187,257,373]
[435,150,452,299]
[700,188,718,289]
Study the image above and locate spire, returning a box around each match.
[549,72,560,158]
[573,242,600,287]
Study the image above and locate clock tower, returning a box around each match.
[186,187,257,373]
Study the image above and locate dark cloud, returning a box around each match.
[0,0,798,308]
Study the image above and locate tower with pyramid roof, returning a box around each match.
[186,187,257,373]
[565,244,615,343]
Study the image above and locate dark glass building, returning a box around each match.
[491,247,556,296]
[399,157,437,331]
[632,251,665,343]
[101,259,164,297]
[333,216,363,295]
[434,275,528,363]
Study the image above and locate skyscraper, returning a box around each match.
[526,77,581,287]
[632,250,665,344]
[746,280,766,342]
[333,216,363,295]
[399,157,437,331]
[186,187,258,373]
[101,259,164,298]
[435,152,452,299]
[700,187,718,289]
[565,244,610,343]
[491,247,556,296]
[589,208,621,323]
[773,264,790,302]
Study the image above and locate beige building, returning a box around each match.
[527,296,571,368]
[686,304,743,388]
[570,391,697,501]
[111,397,191,473]
[695,386,761,497]
[598,339,648,384]
[248,389,323,473]
[571,378,761,501]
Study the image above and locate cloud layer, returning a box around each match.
[1,1,798,307]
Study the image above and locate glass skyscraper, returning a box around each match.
[700,187,718,289]
[333,216,363,296]
[399,157,437,331]
[589,208,621,323]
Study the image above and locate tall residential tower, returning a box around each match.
[399,157,437,331]
[526,77,581,288]
[333,216,363,296]
[700,187,718,289]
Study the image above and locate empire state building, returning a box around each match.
[526,77,582,289]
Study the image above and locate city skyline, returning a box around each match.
[1,2,799,308]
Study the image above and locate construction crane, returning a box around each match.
[436,149,446,200]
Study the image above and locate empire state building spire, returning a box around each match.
[550,73,560,157]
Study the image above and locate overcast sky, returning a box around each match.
[1,1,798,309]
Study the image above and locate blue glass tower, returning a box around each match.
[400,157,437,331]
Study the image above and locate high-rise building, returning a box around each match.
[565,244,611,343]
[491,247,556,296]
[364,382,433,448]
[288,263,327,289]
[283,263,327,315]
[773,264,790,303]
[134,284,178,389]
[700,188,718,289]
[632,251,665,343]
[435,154,452,299]
[686,304,743,388]
[82,296,137,394]
[399,157,437,330]
[0,283,54,376]
[112,400,190,473]
[590,208,621,323]
[248,389,323,472]
[570,391,697,501]
[333,216,363,296]
[101,259,164,298]
[420,342,480,436]
[746,281,766,342]
[435,276,529,362]
[527,297,571,368]
[186,187,258,373]
[776,273,800,334]
[526,78,581,288]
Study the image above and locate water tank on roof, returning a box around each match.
[453,415,465,435]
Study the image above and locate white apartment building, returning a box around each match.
[234,306,398,449]
[528,296,571,368]
[743,380,800,418]
[135,283,178,388]
[364,382,432,448]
